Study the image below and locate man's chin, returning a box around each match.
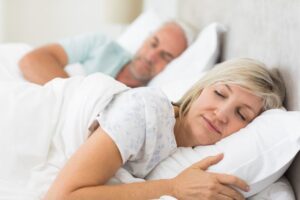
[129,65,152,82]
[133,74,151,83]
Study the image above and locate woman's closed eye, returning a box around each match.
[214,90,226,98]
[214,90,248,121]
[237,109,247,121]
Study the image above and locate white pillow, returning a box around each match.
[148,23,226,102]
[146,109,300,198]
[156,176,296,200]
[117,10,168,54]
[248,176,295,200]
[0,43,32,81]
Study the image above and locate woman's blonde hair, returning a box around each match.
[174,58,286,118]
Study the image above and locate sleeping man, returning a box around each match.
[18,21,193,87]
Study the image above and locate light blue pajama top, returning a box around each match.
[59,32,132,77]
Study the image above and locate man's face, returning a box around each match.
[128,23,187,83]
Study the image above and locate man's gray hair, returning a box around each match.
[164,19,197,46]
[175,20,197,46]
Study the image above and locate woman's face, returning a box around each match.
[182,83,263,146]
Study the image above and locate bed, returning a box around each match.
[0,1,299,199]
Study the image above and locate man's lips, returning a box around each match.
[135,57,152,71]
[202,116,221,134]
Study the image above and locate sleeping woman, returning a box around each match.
[0,58,285,200]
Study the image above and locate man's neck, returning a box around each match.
[116,63,144,88]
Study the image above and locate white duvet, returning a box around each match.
[0,71,129,199]
[0,43,178,200]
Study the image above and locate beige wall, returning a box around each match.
[102,0,143,24]
[2,0,142,46]
[0,0,178,46]
[0,0,5,42]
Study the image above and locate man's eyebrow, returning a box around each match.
[153,36,175,60]
[153,36,159,44]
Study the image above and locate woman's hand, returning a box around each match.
[171,154,249,200]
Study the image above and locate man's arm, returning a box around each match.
[19,44,69,85]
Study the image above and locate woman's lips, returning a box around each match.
[202,116,221,134]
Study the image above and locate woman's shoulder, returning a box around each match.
[126,86,169,101]
[123,87,172,109]
[102,87,174,124]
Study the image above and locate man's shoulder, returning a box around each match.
[58,31,111,46]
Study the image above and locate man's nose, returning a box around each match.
[145,50,159,62]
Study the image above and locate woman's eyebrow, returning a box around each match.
[225,84,232,93]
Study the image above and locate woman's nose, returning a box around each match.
[214,105,230,124]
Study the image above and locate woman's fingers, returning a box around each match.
[217,184,246,200]
[173,154,248,200]
[216,194,233,200]
[192,153,224,170]
[213,173,249,192]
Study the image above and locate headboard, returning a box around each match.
[177,0,300,197]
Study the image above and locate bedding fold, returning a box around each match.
[0,57,176,199]
[0,73,128,199]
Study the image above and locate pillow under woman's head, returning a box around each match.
[146,109,300,197]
